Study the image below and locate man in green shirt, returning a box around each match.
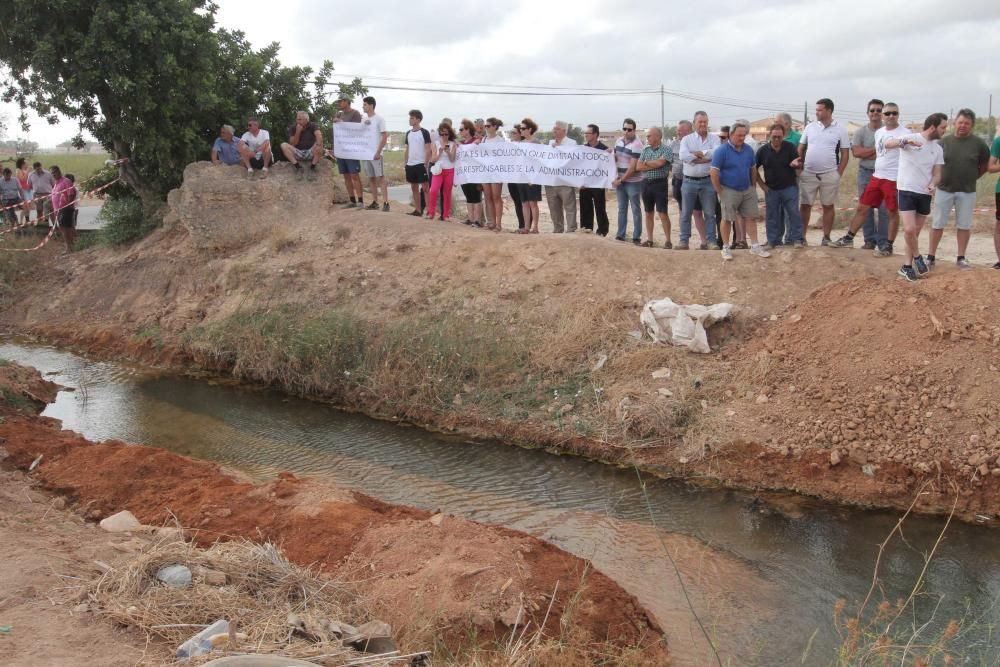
[637,127,673,247]
[927,108,990,270]
[776,112,801,146]
[990,134,1000,269]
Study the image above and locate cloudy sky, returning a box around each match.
[5,0,999,147]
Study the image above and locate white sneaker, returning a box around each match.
[721,245,733,261]
[750,244,771,258]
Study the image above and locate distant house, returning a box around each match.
[749,117,803,142]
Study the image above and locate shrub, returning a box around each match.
[96,195,158,246]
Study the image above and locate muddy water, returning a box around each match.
[3,342,999,665]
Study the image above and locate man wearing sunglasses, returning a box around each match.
[613,118,645,243]
[849,99,889,250]
[832,103,909,255]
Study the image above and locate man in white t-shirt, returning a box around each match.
[546,120,578,232]
[360,96,390,212]
[239,118,272,176]
[832,102,909,256]
[883,112,947,282]
[798,98,850,245]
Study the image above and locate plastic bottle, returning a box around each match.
[175,619,229,661]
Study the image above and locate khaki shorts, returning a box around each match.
[363,158,384,178]
[720,186,760,220]
[799,170,840,206]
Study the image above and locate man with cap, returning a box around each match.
[334,94,365,209]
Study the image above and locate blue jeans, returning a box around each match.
[857,166,888,246]
[765,186,804,245]
[680,177,718,244]
[616,180,643,240]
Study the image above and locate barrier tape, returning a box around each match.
[1,176,123,251]
[0,158,130,217]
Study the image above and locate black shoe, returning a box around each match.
[926,255,936,269]
[366,201,379,210]
[382,203,390,212]
[898,265,918,282]
[632,238,641,245]
[831,234,854,248]
[861,240,877,250]
[993,261,1000,270]
[913,255,929,276]
[615,236,626,242]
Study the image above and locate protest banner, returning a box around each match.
[454,143,615,189]
[333,122,380,161]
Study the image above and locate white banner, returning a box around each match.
[454,143,614,189]
[332,122,380,161]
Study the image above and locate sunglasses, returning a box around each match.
[868,108,883,113]
[883,111,899,116]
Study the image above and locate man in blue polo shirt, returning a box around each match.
[211,125,242,166]
[710,121,770,261]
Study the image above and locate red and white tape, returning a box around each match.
[1,176,123,252]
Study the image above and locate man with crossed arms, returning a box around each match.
[885,113,947,283]
[832,102,909,256]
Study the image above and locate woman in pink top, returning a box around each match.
[427,122,457,222]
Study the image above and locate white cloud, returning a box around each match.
[4,0,999,149]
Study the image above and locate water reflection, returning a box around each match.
[2,342,998,665]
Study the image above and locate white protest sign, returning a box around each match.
[333,122,380,161]
[454,143,614,189]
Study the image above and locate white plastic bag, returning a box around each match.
[640,298,733,354]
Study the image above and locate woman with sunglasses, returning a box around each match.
[508,125,526,231]
[457,119,484,227]
[516,118,542,233]
[481,117,506,232]
[427,122,458,222]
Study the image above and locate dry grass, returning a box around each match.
[269,228,297,253]
[88,537,370,664]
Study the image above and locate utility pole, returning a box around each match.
[803,101,808,127]
[989,94,995,141]
[660,84,665,131]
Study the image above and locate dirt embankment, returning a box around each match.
[3,161,1000,521]
[0,362,666,664]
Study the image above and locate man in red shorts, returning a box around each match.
[831,102,910,256]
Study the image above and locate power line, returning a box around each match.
[333,82,661,97]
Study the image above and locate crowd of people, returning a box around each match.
[216,95,1000,277]
[1,158,80,251]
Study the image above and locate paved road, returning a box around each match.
[76,206,102,230]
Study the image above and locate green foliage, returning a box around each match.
[1,388,35,411]
[0,1,365,199]
[95,195,157,246]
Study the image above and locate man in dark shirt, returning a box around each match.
[579,124,611,235]
[280,110,323,179]
[756,123,805,248]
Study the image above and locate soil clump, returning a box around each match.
[0,361,667,664]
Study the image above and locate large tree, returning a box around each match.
[0,0,364,201]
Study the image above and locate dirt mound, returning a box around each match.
[731,271,1000,477]
[0,360,59,407]
[171,161,348,250]
[0,408,666,659]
